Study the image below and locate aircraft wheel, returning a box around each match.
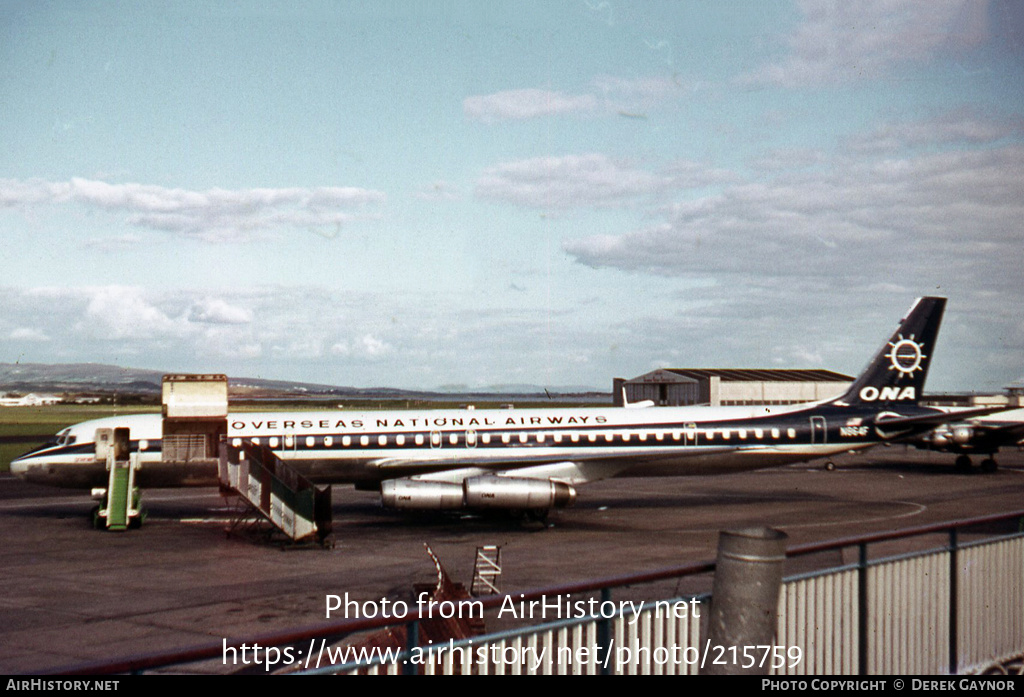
[954,455,972,473]
[824,461,836,472]
[980,458,998,473]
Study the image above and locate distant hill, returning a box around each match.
[0,363,164,394]
[0,362,610,403]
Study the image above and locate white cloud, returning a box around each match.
[80,286,184,340]
[0,178,386,242]
[188,298,253,325]
[464,76,685,124]
[744,0,973,87]
[559,139,1024,391]
[565,145,1024,284]
[81,234,147,251]
[464,89,598,123]
[9,328,49,342]
[0,277,1018,392]
[850,109,1024,152]
[591,75,686,113]
[330,334,392,359]
[475,154,669,209]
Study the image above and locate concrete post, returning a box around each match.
[703,526,788,675]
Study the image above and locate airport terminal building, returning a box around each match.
[613,369,854,407]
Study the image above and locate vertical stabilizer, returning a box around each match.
[835,297,946,407]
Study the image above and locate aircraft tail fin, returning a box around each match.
[834,296,946,408]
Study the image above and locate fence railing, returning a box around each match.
[51,510,1024,676]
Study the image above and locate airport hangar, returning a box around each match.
[613,368,854,408]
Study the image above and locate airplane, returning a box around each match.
[9,297,1006,517]
[909,408,1024,472]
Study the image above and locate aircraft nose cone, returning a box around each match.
[8,455,29,478]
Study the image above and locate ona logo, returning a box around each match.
[859,386,916,401]
[886,334,926,376]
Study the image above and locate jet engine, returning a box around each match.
[463,475,576,510]
[380,475,577,512]
[950,424,975,445]
[926,424,975,450]
[380,479,464,510]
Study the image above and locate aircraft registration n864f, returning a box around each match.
[10,297,998,515]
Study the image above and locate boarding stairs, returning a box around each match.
[93,427,142,531]
[218,440,333,546]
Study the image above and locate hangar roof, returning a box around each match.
[634,369,853,383]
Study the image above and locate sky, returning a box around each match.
[1,0,1022,392]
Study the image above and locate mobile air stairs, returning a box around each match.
[163,374,332,545]
[91,427,143,530]
[218,439,333,546]
[95,374,333,545]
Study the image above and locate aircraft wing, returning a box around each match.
[874,406,1011,434]
[368,443,744,482]
[975,420,1024,444]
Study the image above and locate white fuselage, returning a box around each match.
[10,400,878,490]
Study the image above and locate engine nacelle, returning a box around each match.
[928,427,952,448]
[463,476,576,511]
[951,425,975,446]
[380,479,464,510]
[925,424,976,451]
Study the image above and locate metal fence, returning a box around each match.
[319,518,1024,676]
[53,510,1024,676]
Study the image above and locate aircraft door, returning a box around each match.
[95,428,114,462]
[810,416,827,444]
[113,427,131,460]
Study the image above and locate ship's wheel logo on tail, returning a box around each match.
[886,334,926,378]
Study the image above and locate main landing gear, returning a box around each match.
[954,454,998,473]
